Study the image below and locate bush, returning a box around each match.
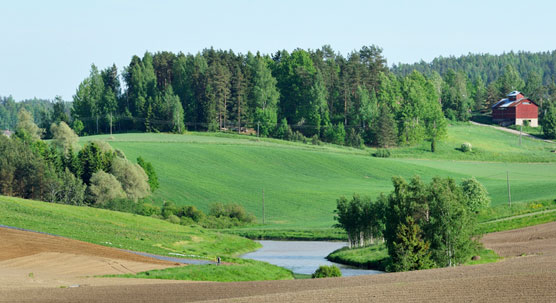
[461,177,491,212]
[111,157,150,201]
[137,157,159,192]
[273,118,293,140]
[291,131,306,142]
[87,171,126,205]
[373,148,391,158]
[461,142,472,152]
[177,205,205,222]
[345,128,363,148]
[162,201,178,218]
[209,202,255,223]
[323,123,346,145]
[179,216,197,226]
[312,265,342,278]
[166,214,181,224]
[311,134,320,145]
[97,198,137,213]
[137,202,161,216]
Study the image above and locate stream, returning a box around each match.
[242,240,383,277]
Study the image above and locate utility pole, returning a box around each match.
[262,188,265,225]
[257,122,260,138]
[110,114,113,136]
[507,171,511,207]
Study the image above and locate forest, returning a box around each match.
[3,46,556,146]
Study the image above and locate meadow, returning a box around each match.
[81,122,556,229]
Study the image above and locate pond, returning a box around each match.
[241,240,383,277]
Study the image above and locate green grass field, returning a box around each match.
[0,196,258,258]
[81,123,556,229]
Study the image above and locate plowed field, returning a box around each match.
[2,222,556,302]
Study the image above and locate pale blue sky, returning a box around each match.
[1,0,556,101]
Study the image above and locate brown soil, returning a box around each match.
[2,222,556,302]
[0,227,183,292]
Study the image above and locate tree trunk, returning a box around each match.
[238,96,241,134]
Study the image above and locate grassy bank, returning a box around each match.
[0,196,258,258]
[327,243,389,271]
[477,199,556,222]
[221,228,347,241]
[327,244,502,271]
[106,257,294,282]
[479,210,556,233]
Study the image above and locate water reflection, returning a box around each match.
[242,240,383,277]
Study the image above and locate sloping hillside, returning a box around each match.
[81,123,556,228]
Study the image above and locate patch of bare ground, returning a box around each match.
[2,222,556,302]
[0,227,184,292]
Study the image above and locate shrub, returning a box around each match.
[162,201,178,218]
[311,134,320,145]
[87,171,125,205]
[137,157,159,192]
[461,177,490,212]
[179,216,197,226]
[177,205,205,222]
[273,118,292,140]
[312,265,342,278]
[97,198,137,213]
[166,214,181,224]
[373,148,391,158]
[209,202,255,223]
[461,142,472,152]
[111,157,150,201]
[324,123,346,145]
[291,131,306,142]
[137,203,161,216]
[345,128,363,148]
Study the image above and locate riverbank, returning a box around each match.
[326,243,389,271]
[220,228,347,241]
[326,244,501,271]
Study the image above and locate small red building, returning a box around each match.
[491,91,538,127]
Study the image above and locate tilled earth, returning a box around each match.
[1,222,556,302]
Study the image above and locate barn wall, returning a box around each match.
[492,107,516,121]
[516,102,538,119]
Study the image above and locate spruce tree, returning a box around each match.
[542,102,556,139]
[375,105,397,148]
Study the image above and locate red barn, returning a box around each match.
[491,91,538,127]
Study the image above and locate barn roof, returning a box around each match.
[492,97,538,109]
[1,130,13,137]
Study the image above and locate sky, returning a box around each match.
[2,0,556,101]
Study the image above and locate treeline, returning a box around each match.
[392,50,556,85]
[334,176,490,271]
[0,96,70,132]
[68,46,448,149]
[0,108,155,206]
[6,47,556,144]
